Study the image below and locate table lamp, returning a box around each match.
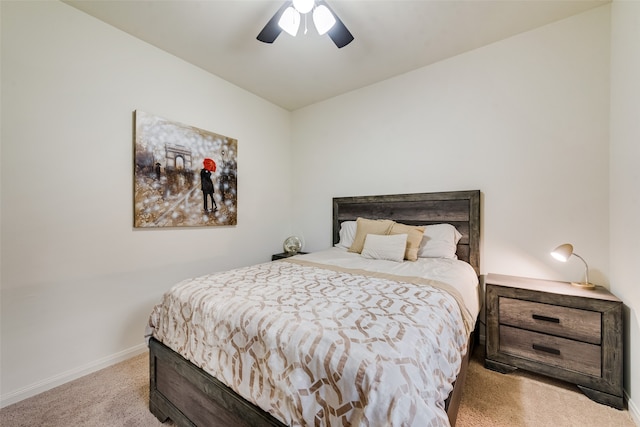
[550,243,595,289]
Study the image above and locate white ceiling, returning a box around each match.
[64,0,609,111]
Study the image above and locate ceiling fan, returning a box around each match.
[257,0,354,48]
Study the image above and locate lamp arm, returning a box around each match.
[571,253,589,284]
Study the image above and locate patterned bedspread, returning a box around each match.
[148,258,473,427]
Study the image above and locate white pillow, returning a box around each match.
[361,233,408,262]
[418,224,462,259]
[335,221,357,249]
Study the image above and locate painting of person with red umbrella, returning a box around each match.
[134,110,237,227]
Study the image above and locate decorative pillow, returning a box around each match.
[361,234,408,262]
[418,224,463,259]
[348,218,395,254]
[389,222,425,261]
[334,221,357,249]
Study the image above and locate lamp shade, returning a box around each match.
[278,6,301,36]
[550,243,573,262]
[313,5,336,35]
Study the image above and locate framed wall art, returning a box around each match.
[134,110,237,228]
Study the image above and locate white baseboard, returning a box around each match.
[627,391,640,426]
[0,343,147,409]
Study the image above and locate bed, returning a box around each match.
[147,190,481,427]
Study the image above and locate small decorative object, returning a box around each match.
[550,243,595,289]
[283,236,303,254]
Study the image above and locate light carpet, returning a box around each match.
[1,347,636,426]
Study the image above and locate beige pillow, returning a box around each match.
[390,222,425,261]
[348,218,395,253]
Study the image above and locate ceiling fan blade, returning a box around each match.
[317,0,354,48]
[257,1,292,43]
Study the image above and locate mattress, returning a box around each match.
[147,248,479,426]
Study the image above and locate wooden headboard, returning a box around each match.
[333,190,481,275]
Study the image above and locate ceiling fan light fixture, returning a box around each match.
[313,4,336,35]
[258,0,353,47]
[292,0,315,14]
[278,6,301,36]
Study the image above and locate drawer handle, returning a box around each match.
[532,343,561,355]
[532,314,560,323]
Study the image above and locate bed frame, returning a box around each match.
[149,190,481,427]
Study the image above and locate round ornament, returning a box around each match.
[283,236,303,254]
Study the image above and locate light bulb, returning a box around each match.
[292,0,314,14]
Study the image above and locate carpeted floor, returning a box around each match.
[1,346,636,426]
[0,352,165,427]
[456,348,636,427]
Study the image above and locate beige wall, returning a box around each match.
[1,1,292,405]
[610,0,640,422]
[291,7,611,284]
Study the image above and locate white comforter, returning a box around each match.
[148,248,479,426]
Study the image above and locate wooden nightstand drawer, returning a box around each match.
[499,297,601,344]
[500,325,601,377]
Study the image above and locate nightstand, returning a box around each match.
[271,252,307,261]
[485,273,624,409]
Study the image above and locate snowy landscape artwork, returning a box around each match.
[134,111,237,228]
